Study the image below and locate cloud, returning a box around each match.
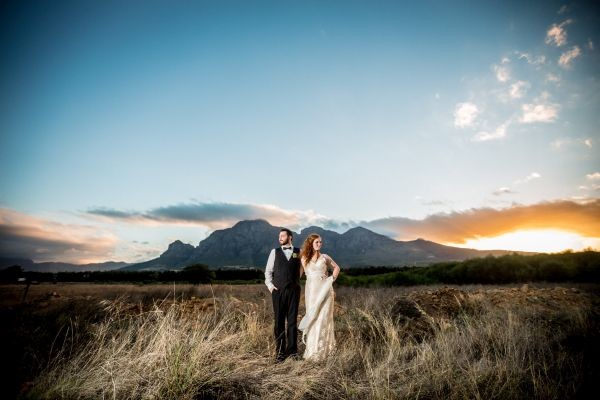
[588,38,594,51]
[515,52,546,65]
[86,201,328,231]
[493,187,514,196]
[519,93,560,123]
[514,172,541,184]
[550,137,593,149]
[557,5,568,15]
[545,19,573,47]
[579,184,600,191]
[587,172,600,180]
[363,198,600,244]
[558,45,581,68]
[472,121,510,142]
[453,102,479,128]
[492,64,510,82]
[509,80,530,99]
[0,208,118,263]
[550,138,570,149]
[545,73,561,83]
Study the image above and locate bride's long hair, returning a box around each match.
[300,234,321,265]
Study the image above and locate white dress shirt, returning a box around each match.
[264,244,294,292]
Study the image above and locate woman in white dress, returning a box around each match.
[298,233,341,361]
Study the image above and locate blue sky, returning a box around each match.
[1,1,599,263]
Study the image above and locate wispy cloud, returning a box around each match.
[515,51,546,65]
[0,208,118,263]
[550,137,593,149]
[514,172,541,184]
[545,19,573,47]
[586,172,600,180]
[453,102,479,128]
[509,80,530,99]
[558,45,581,68]
[519,92,560,123]
[472,120,510,142]
[492,63,510,82]
[363,198,600,243]
[86,201,328,231]
[492,187,514,196]
[545,73,561,83]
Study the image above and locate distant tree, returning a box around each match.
[0,265,24,282]
[181,263,214,284]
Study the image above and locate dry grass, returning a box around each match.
[3,283,598,399]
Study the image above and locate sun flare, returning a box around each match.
[447,229,600,253]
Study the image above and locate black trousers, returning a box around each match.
[271,284,300,359]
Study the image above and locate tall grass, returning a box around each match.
[26,286,597,399]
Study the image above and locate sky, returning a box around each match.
[1,0,599,264]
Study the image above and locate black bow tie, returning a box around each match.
[282,246,292,250]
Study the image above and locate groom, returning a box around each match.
[264,227,302,362]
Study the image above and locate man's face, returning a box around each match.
[279,231,291,246]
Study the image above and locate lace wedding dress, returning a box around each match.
[298,254,336,361]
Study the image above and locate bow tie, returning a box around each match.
[282,246,292,250]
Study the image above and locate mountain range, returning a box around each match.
[120,219,531,271]
[0,257,131,273]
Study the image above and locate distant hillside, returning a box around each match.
[0,257,131,273]
[121,219,533,271]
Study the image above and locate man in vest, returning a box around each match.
[264,227,302,362]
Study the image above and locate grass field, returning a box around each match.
[1,282,598,399]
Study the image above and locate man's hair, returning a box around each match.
[280,228,293,239]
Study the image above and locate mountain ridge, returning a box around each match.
[120,219,535,271]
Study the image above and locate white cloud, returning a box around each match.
[509,80,530,99]
[579,184,600,191]
[515,51,546,65]
[551,137,593,149]
[519,93,560,123]
[514,172,541,184]
[492,187,514,195]
[588,38,594,51]
[472,121,510,142]
[558,45,581,68]
[557,5,568,14]
[545,73,561,83]
[453,102,479,128]
[545,19,573,47]
[493,64,510,82]
[550,138,570,149]
[586,172,600,180]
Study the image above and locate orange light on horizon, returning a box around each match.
[446,229,600,253]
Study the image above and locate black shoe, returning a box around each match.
[275,355,286,363]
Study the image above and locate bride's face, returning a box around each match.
[312,237,322,251]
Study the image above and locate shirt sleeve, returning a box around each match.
[264,249,276,291]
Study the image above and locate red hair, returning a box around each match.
[300,234,321,265]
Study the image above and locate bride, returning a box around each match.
[298,233,341,361]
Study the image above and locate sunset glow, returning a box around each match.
[447,229,600,253]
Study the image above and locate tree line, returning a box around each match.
[1,250,599,286]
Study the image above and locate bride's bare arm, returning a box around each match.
[324,254,341,280]
[299,256,306,278]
